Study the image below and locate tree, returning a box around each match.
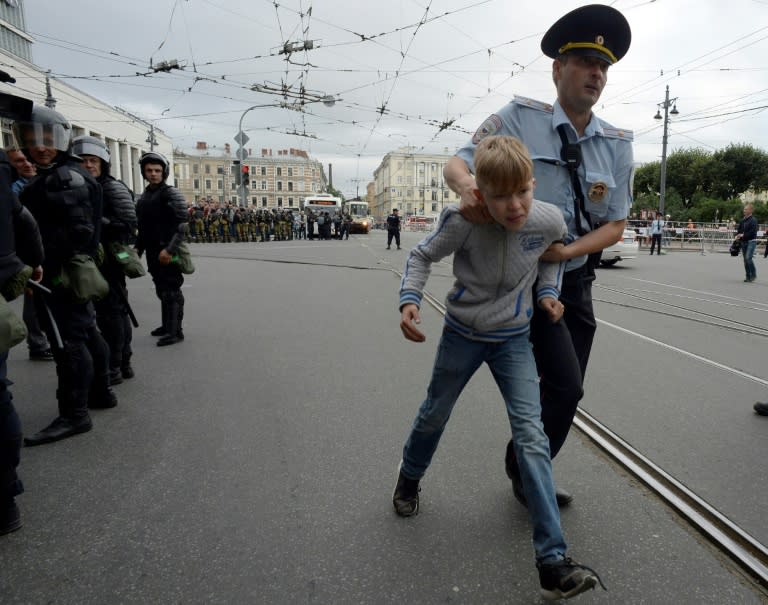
[710,144,768,200]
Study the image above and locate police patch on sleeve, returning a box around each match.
[471,114,502,144]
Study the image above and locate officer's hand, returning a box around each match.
[458,188,494,225]
[400,304,426,342]
[31,265,43,282]
[158,249,172,265]
[538,297,564,323]
[540,241,568,263]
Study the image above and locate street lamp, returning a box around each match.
[654,85,679,215]
[235,97,337,207]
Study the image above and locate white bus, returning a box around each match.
[302,194,342,217]
[342,199,372,234]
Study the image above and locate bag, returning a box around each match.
[110,242,146,279]
[59,254,110,303]
[0,265,33,302]
[172,242,195,275]
[0,295,27,354]
[729,239,741,257]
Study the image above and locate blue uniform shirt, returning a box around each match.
[456,96,634,271]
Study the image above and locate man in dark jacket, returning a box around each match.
[386,208,401,249]
[0,146,44,533]
[736,204,758,282]
[72,136,138,383]
[12,105,116,447]
[135,151,188,346]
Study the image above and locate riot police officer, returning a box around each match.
[14,106,117,446]
[135,151,188,346]
[72,136,138,384]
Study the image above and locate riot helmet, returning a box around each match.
[139,150,169,180]
[11,105,71,158]
[72,135,110,176]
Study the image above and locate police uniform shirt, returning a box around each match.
[456,96,634,271]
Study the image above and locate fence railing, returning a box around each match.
[627,220,768,253]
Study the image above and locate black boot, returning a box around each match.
[157,293,184,347]
[88,373,118,409]
[151,298,169,337]
[24,415,92,446]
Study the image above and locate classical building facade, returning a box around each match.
[371,147,461,222]
[0,1,172,193]
[173,145,328,209]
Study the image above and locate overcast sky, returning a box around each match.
[22,0,768,197]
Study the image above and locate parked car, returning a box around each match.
[598,229,638,267]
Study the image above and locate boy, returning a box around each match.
[393,136,604,600]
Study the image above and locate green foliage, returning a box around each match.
[633,143,768,219]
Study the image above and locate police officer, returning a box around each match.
[386,208,401,249]
[72,136,138,384]
[135,151,188,346]
[0,144,44,533]
[14,106,117,446]
[444,4,633,507]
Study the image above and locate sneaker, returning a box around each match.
[537,557,605,600]
[392,464,420,517]
[29,349,54,361]
[0,501,21,535]
[754,402,768,416]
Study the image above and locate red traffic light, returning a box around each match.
[242,165,250,175]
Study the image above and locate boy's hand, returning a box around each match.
[400,304,426,342]
[538,297,564,323]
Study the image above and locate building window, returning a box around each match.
[277,181,282,191]
[231,182,236,190]
[288,167,293,177]
[431,191,438,201]
[288,182,293,192]
[193,179,200,189]
[277,167,282,177]
[288,197,294,207]
[298,167,304,176]
[217,180,223,190]
[217,166,223,174]
[193,164,199,174]
[261,181,267,190]
[419,189,424,199]
[297,181,304,192]
[397,176,403,184]
[261,197,267,207]
[205,179,212,189]
[277,197,283,207]
[432,203,438,212]
[260,166,265,176]
[205,165,210,174]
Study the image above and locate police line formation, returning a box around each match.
[3,4,765,602]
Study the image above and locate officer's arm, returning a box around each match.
[541,219,626,262]
[165,188,189,255]
[444,156,493,224]
[12,198,44,268]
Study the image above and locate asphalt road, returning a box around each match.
[1,232,766,604]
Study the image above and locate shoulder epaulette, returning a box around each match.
[512,96,554,113]
[601,126,634,142]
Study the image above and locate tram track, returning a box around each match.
[413,274,768,592]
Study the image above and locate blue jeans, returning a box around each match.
[742,240,757,281]
[400,327,567,562]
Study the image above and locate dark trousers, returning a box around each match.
[23,290,49,353]
[95,265,133,375]
[0,352,23,504]
[33,290,109,419]
[650,233,662,255]
[530,264,596,458]
[387,229,401,248]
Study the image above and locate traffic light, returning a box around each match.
[233,160,241,186]
[242,164,250,189]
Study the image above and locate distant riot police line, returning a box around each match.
[186,203,355,242]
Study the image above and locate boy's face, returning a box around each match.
[475,178,535,232]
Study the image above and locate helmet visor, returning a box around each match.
[12,121,70,152]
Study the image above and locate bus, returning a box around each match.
[302,193,342,218]
[342,198,372,234]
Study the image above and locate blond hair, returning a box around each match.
[474,136,533,193]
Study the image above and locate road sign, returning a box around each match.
[236,148,249,161]
[234,131,249,145]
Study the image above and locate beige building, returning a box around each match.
[173,144,328,208]
[371,147,461,222]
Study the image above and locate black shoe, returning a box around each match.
[121,365,135,380]
[537,557,605,600]
[88,390,118,409]
[505,439,573,508]
[150,326,167,337]
[393,465,420,517]
[24,415,93,447]
[157,333,183,347]
[387,246,391,249]
[754,402,768,416]
[0,501,21,536]
[109,370,123,386]
[29,349,54,361]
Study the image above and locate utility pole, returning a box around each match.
[654,85,679,215]
[44,70,56,109]
[146,125,158,150]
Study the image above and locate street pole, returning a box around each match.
[655,85,678,216]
